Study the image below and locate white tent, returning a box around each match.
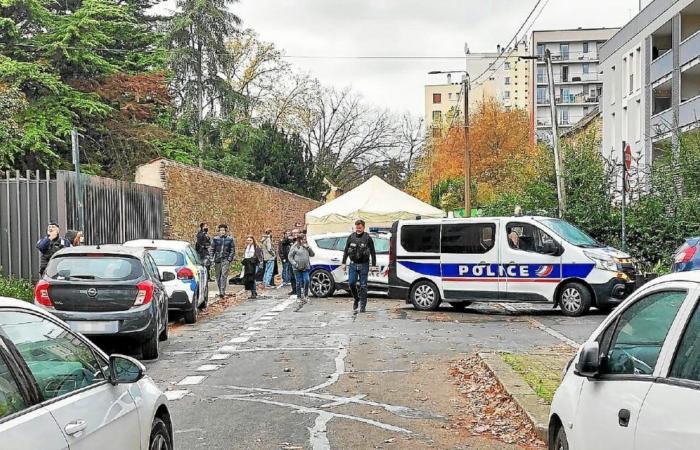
[305,176,445,235]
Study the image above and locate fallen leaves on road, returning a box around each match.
[449,355,546,449]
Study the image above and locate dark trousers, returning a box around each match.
[348,263,369,310]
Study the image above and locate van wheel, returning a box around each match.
[311,270,335,298]
[559,282,591,317]
[551,426,569,450]
[449,302,471,311]
[410,281,441,311]
[142,328,159,360]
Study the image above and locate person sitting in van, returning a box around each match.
[509,231,520,249]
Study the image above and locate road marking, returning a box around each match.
[240,331,257,336]
[164,390,189,400]
[230,336,250,343]
[305,346,347,392]
[218,346,238,353]
[263,312,279,317]
[210,354,231,360]
[228,347,342,353]
[196,364,220,372]
[528,318,580,348]
[253,321,269,326]
[246,327,262,331]
[177,376,206,385]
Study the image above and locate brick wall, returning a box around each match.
[135,159,320,252]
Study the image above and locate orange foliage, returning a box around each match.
[408,99,537,205]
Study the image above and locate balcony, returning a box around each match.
[681,29,700,67]
[536,53,600,64]
[537,73,601,85]
[651,50,673,83]
[651,108,673,138]
[680,95,700,128]
[555,94,600,105]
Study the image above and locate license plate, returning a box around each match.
[67,321,119,334]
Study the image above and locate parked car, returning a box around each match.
[549,270,700,450]
[389,216,637,316]
[34,245,171,359]
[0,296,173,449]
[308,232,391,298]
[672,236,700,272]
[124,239,208,324]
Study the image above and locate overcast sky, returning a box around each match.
[234,0,647,117]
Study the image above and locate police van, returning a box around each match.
[388,216,637,316]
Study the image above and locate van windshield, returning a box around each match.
[538,218,603,248]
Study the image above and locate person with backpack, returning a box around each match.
[341,219,376,314]
[288,233,315,302]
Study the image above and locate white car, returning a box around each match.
[549,270,700,450]
[307,232,390,297]
[0,297,173,449]
[124,239,209,324]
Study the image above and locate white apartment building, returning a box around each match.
[600,0,700,169]
[531,28,619,141]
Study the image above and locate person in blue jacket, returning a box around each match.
[36,222,72,275]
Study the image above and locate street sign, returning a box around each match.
[624,143,632,171]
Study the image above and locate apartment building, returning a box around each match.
[600,0,700,169]
[425,43,530,133]
[531,28,619,141]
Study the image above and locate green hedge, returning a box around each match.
[0,276,34,302]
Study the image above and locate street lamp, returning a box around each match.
[428,69,471,217]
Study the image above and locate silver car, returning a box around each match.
[0,297,173,449]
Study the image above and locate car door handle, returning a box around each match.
[64,419,88,436]
[618,409,631,427]
[330,258,340,262]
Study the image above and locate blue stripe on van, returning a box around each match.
[399,261,595,280]
[310,264,341,272]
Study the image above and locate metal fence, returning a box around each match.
[0,170,163,280]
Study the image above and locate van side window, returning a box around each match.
[669,300,700,382]
[441,223,496,254]
[506,222,556,254]
[401,225,440,253]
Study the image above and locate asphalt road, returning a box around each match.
[143,289,607,450]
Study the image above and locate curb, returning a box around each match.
[478,352,550,443]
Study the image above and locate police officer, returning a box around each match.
[36,221,72,275]
[195,222,212,279]
[341,219,376,314]
[209,224,236,298]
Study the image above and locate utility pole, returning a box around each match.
[71,129,85,233]
[545,49,566,217]
[463,74,471,218]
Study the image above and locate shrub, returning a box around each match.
[0,275,34,302]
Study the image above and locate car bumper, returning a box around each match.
[50,304,157,342]
[168,290,193,310]
[591,278,636,308]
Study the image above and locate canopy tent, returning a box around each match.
[305,176,445,235]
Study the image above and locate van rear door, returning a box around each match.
[439,221,501,302]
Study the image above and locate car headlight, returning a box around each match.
[584,251,619,272]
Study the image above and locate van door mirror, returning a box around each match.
[109,354,145,384]
[161,271,176,282]
[575,341,601,378]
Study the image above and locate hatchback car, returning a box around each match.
[308,232,390,298]
[124,239,208,324]
[0,297,173,449]
[34,245,171,360]
[672,236,700,272]
[549,270,700,450]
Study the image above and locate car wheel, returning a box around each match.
[159,308,169,341]
[559,281,592,317]
[449,301,471,311]
[149,417,172,450]
[184,294,198,324]
[410,281,441,311]
[311,270,335,298]
[142,327,159,360]
[201,284,209,309]
[551,426,569,450]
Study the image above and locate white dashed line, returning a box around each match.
[230,336,251,343]
[165,390,189,400]
[178,376,207,386]
[218,346,238,353]
[210,354,231,361]
[246,327,262,331]
[528,318,580,348]
[196,364,221,372]
[240,331,258,336]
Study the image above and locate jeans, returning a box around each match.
[282,261,291,283]
[263,259,275,287]
[348,263,370,309]
[294,270,310,298]
[251,265,258,296]
[214,261,231,296]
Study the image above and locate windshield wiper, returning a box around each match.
[69,275,96,280]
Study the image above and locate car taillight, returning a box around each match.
[177,267,194,280]
[134,280,154,306]
[675,245,698,264]
[34,280,53,308]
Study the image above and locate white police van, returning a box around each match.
[388,216,637,316]
[308,231,390,297]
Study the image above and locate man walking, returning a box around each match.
[195,222,211,279]
[279,230,292,286]
[209,224,235,298]
[341,220,376,314]
[261,229,276,288]
[36,221,72,275]
[287,228,300,296]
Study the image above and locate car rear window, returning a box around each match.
[46,256,144,281]
[149,250,185,266]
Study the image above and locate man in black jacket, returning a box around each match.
[36,221,72,275]
[209,224,236,298]
[341,219,376,314]
[278,230,292,286]
[195,222,211,279]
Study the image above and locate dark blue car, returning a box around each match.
[672,237,700,272]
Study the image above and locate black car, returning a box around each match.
[34,245,173,359]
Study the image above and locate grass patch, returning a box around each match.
[0,276,34,302]
[501,352,568,404]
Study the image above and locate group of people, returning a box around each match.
[193,219,376,314]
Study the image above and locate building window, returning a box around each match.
[505,77,511,85]
[583,42,589,53]
[505,62,511,70]
[582,63,590,74]
[432,110,442,122]
[432,93,442,104]
[537,66,545,83]
[503,91,511,99]
[537,87,547,104]
[561,65,569,82]
[629,52,635,94]
[611,66,616,103]
[560,108,569,125]
[448,92,452,100]
[537,44,544,57]
[560,43,570,60]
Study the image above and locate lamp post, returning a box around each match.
[428,69,471,217]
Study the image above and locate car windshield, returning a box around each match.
[149,250,185,266]
[46,256,144,281]
[538,218,602,248]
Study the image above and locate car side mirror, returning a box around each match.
[574,341,601,378]
[161,271,176,282]
[109,354,145,385]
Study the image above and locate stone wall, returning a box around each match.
[135,159,320,252]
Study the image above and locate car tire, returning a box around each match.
[410,281,441,311]
[559,281,592,317]
[142,328,159,360]
[201,284,209,309]
[149,417,172,450]
[184,295,198,324]
[159,309,169,342]
[311,269,335,298]
[550,425,569,450]
[449,301,471,311]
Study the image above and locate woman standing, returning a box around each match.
[288,233,315,301]
[242,235,263,299]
